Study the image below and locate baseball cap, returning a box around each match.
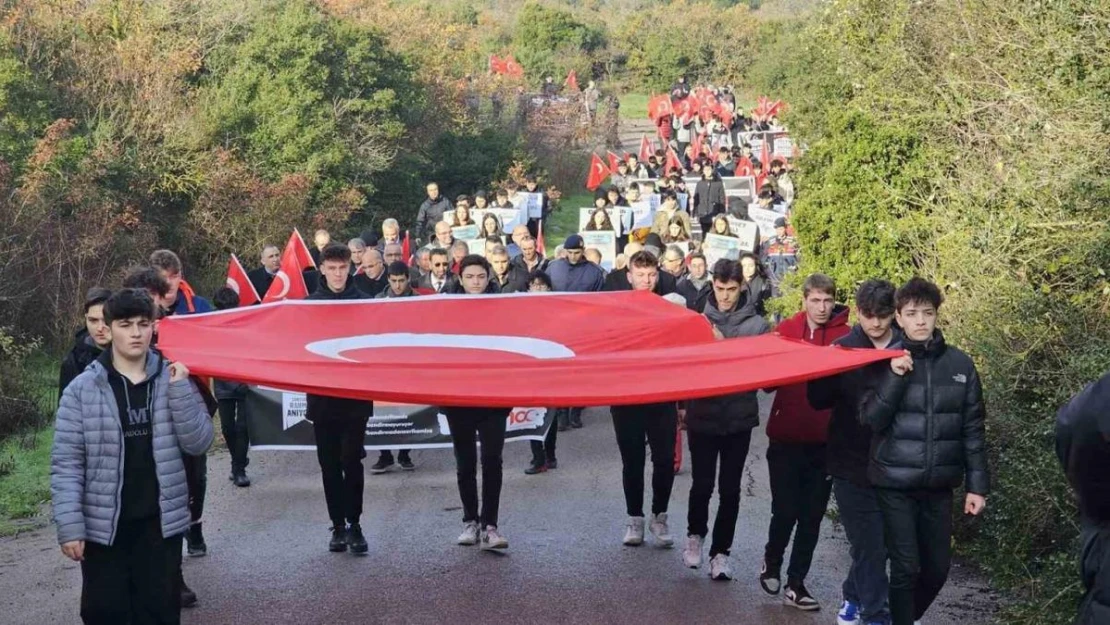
[564,234,585,250]
[774,217,787,229]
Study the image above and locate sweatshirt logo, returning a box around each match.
[953,374,967,384]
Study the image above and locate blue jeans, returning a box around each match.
[834,478,890,623]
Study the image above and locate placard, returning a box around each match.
[747,205,782,241]
[721,176,757,204]
[702,233,743,269]
[724,217,759,253]
[451,224,479,241]
[579,207,620,234]
[466,238,486,255]
[579,230,617,270]
[628,199,655,230]
[513,192,545,219]
[773,136,794,159]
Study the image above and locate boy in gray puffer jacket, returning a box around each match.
[51,288,214,624]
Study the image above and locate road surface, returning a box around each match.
[0,399,997,624]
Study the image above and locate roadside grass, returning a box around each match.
[0,353,58,536]
[545,191,594,253]
[619,93,648,121]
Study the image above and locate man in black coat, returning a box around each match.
[807,279,900,625]
[1056,372,1110,625]
[58,287,113,399]
[675,253,711,313]
[860,278,989,625]
[693,163,726,237]
[682,259,770,580]
[417,248,455,294]
[415,182,452,241]
[488,244,529,293]
[248,245,280,300]
[306,244,373,556]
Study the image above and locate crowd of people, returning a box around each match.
[44,80,1106,625]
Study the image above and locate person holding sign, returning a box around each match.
[584,206,616,232]
[711,215,736,238]
[522,175,549,239]
[480,212,505,245]
[473,190,491,211]
[661,216,692,246]
[651,190,693,240]
[682,259,771,581]
[694,163,727,238]
[740,253,773,316]
[443,255,511,551]
[676,253,712,313]
[448,196,476,227]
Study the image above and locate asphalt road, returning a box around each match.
[0,398,997,625]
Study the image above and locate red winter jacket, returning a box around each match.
[766,305,851,443]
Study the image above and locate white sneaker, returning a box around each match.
[682,535,703,568]
[649,513,674,548]
[709,553,732,580]
[623,517,645,546]
[457,521,479,546]
[480,525,508,550]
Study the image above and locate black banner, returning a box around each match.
[243,386,552,450]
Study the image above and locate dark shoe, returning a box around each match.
[783,581,820,611]
[186,524,206,557]
[759,561,781,595]
[570,417,583,429]
[399,458,415,471]
[546,458,558,470]
[557,423,570,432]
[524,462,547,475]
[347,523,368,555]
[181,582,198,608]
[233,470,251,487]
[370,458,394,474]
[329,525,349,552]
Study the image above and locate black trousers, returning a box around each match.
[686,429,753,557]
[182,453,206,523]
[876,488,953,625]
[446,407,508,527]
[313,416,369,526]
[217,398,250,472]
[80,518,183,625]
[611,404,677,518]
[555,407,583,428]
[377,449,411,463]
[530,408,558,464]
[764,442,833,584]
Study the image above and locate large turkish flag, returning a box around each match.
[157,291,896,407]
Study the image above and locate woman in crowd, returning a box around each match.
[710,215,735,238]
[584,207,615,232]
[739,252,773,315]
[448,198,476,227]
[661,216,691,246]
[480,212,505,244]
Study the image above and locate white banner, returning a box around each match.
[702,233,743,269]
[579,230,617,270]
[725,217,760,253]
[513,192,545,219]
[579,207,620,234]
[474,207,524,234]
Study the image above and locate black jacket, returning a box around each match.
[602,267,677,296]
[808,324,901,486]
[247,267,275,301]
[745,275,772,316]
[693,176,726,219]
[58,329,104,401]
[445,279,501,295]
[675,275,711,313]
[1057,372,1110,624]
[493,265,530,293]
[353,270,388,298]
[415,196,452,240]
[860,330,990,494]
[305,277,373,422]
[510,254,549,275]
[686,292,770,435]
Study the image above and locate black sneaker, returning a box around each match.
[181,581,198,608]
[233,470,251,487]
[524,462,547,475]
[399,457,415,471]
[370,458,394,474]
[186,524,207,557]
[347,523,368,555]
[329,525,349,552]
[546,458,558,470]
[759,561,781,595]
[783,581,820,611]
[570,416,584,429]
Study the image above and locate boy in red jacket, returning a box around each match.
[759,274,850,611]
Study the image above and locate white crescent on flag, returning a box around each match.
[225,277,240,294]
[305,333,576,363]
[272,271,290,299]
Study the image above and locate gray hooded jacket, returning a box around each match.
[51,351,214,546]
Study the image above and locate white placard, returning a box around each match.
[513,192,545,219]
[474,207,524,234]
[579,231,617,270]
[702,233,743,269]
[579,207,619,234]
[747,206,782,241]
[724,217,759,253]
[451,224,479,241]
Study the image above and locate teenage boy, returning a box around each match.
[370,261,415,473]
[307,244,374,555]
[212,287,252,487]
[51,288,214,624]
[59,287,113,398]
[807,280,900,625]
[861,277,989,625]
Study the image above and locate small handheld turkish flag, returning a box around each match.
[639,135,654,163]
[263,238,310,303]
[735,156,754,178]
[665,146,683,174]
[586,153,610,191]
[226,254,260,306]
[290,229,316,269]
[564,70,578,91]
[607,151,622,174]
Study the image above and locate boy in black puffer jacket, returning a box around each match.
[860,278,990,625]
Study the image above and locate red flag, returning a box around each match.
[586,153,610,191]
[536,220,546,257]
[290,229,316,269]
[735,156,754,178]
[564,70,578,91]
[505,56,524,78]
[691,134,704,164]
[639,135,653,163]
[157,292,898,407]
[675,96,697,126]
[263,238,310,303]
[402,231,412,264]
[226,254,260,307]
[665,146,683,174]
[761,140,772,171]
[647,94,673,121]
[607,151,622,174]
[489,54,507,75]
